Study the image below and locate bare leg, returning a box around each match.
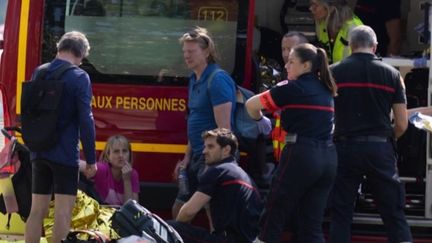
[25,194,51,243]
[51,194,76,243]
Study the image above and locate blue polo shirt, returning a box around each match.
[261,73,334,140]
[31,58,96,167]
[187,63,236,154]
[198,156,263,241]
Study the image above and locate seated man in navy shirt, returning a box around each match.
[169,128,263,243]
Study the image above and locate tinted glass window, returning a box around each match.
[43,0,239,85]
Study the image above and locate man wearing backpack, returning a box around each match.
[171,27,237,222]
[25,31,97,243]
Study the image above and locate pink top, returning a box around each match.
[93,161,140,205]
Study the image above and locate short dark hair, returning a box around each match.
[283,31,308,44]
[202,128,238,156]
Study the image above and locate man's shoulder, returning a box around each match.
[206,160,238,173]
[205,64,233,83]
[66,66,88,79]
[330,57,355,72]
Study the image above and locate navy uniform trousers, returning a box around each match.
[259,137,337,243]
[330,139,413,243]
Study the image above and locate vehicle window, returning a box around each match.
[0,0,7,42]
[42,0,239,85]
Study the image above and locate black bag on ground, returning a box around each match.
[404,68,428,108]
[0,127,32,222]
[20,62,76,152]
[62,229,111,243]
[396,68,428,177]
[111,199,183,243]
[397,123,426,177]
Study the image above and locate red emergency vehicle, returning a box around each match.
[0,0,255,209]
[1,0,432,242]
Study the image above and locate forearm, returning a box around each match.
[393,125,407,139]
[183,142,192,160]
[176,204,196,223]
[408,107,432,117]
[246,95,265,120]
[248,108,263,120]
[78,78,96,163]
[393,111,408,139]
[122,179,134,202]
[213,102,232,129]
[176,192,210,223]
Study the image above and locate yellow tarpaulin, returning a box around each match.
[43,190,118,242]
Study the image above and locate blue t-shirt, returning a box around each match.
[31,58,96,167]
[187,63,236,154]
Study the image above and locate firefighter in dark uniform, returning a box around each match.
[329,25,412,243]
[247,43,338,243]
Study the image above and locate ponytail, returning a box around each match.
[317,48,338,97]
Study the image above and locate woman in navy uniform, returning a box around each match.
[246,43,337,243]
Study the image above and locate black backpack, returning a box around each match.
[21,62,76,152]
[0,127,32,226]
[111,199,183,243]
[396,68,429,178]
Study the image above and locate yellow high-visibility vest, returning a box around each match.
[271,112,287,162]
[316,15,363,63]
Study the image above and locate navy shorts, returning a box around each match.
[32,159,79,195]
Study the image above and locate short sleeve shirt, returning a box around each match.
[93,161,140,205]
[187,64,236,154]
[331,53,406,137]
[260,73,334,140]
[198,157,262,241]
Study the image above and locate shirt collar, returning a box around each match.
[209,155,236,166]
[191,63,220,83]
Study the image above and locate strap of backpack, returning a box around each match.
[32,62,76,81]
[51,62,76,80]
[32,63,50,81]
[206,68,225,90]
[28,62,76,112]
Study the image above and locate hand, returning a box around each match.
[257,116,272,135]
[172,157,189,181]
[84,163,97,179]
[121,163,133,181]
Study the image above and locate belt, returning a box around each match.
[335,135,390,143]
[285,134,298,143]
[284,134,333,146]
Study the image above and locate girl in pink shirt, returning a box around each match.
[93,135,140,205]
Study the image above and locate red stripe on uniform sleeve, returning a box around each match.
[260,90,279,112]
[221,179,260,198]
